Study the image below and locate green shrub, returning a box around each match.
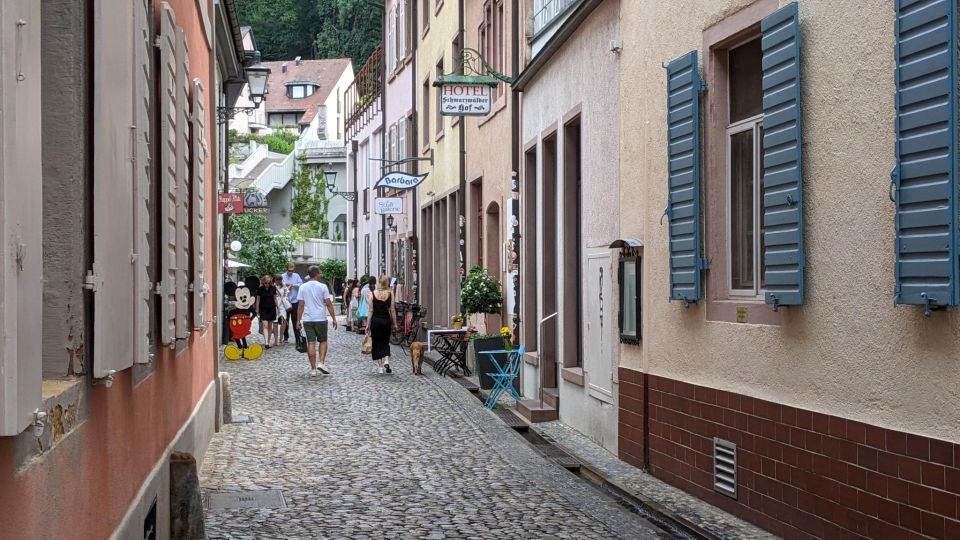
[460,266,502,315]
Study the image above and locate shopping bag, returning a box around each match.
[356,296,369,319]
[361,335,372,355]
[295,331,308,353]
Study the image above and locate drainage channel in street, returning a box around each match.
[452,375,702,540]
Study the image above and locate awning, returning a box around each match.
[608,239,643,249]
[227,259,251,268]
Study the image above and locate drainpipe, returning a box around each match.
[411,0,420,304]
[457,0,466,309]
[380,4,388,277]
[351,139,359,276]
[510,0,520,341]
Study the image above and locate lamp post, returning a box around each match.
[218,53,271,306]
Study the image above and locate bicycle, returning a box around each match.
[391,302,427,346]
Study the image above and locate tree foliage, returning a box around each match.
[235,0,320,61]
[230,129,298,155]
[318,259,347,284]
[230,213,300,277]
[237,0,383,70]
[290,156,331,238]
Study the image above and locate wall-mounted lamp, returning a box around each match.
[386,215,397,233]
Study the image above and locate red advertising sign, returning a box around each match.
[218,192,244,214]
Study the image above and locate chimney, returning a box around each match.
[281,63,287,73]
[295,56,302,66]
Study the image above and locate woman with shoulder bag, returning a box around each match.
[366,275,398,374]
[274,275,290,344]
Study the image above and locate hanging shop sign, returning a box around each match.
[218,192,244,214]
[375,197,404,215]
[375,172,428,190]
[440,83,492,116]
[243,190,270,214]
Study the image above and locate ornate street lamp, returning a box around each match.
[217,52,271,124]
[324,168,357,201]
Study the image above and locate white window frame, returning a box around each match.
[725,114,765,299]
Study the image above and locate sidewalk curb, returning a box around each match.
[422,352,727,540]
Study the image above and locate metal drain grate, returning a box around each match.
[205,489,287,510]
[713,438,737,499]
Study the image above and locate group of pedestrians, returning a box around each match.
[242,262,401,378]
[250,263,305,349]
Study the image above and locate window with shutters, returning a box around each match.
[422,77,431,151]
[435,59,444,139]
[192,80,208,330]
[701,0,801,323]
[0,0,43,436]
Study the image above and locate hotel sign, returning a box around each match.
[440,84,492,116]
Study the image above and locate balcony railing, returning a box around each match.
[291,239,348,263]
[533,0,580,36]
[344,46,383,140]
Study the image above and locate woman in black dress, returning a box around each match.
[366,275,397,373]
[255,274,279,349]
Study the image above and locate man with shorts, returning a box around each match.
[296,266,338,376]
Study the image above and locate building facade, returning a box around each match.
[0,0,236,537]
[614,0,960,537]
[416,0,465,327]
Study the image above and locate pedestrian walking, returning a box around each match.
[343,279,356,331]
[357,276,376,333]
[274,275,289,344]
[255,275,279,349]
[296,266,338,376]
[366,275,398,374]
[282,263,303,343]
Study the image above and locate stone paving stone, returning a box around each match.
[534,421,776,540]
[200,321,664,539]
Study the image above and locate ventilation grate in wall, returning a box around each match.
[713,438,737,499]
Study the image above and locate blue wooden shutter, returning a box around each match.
[893,0,958,312]
[761,2,804,308]
[666,51,704,304]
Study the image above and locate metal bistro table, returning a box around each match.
[426,328,471,376]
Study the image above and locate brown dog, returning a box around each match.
[410,341,426,375]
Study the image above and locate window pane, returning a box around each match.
[728,38,762,123]
[292,85,304,98]
[730,129,754,290]
[621,260,637,337]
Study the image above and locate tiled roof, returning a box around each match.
[263,58,352,125]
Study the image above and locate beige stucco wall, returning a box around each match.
[619,0,960,443]
[417,1,463,204]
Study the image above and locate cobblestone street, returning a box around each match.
[201,321,666,539]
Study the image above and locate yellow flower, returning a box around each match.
[500,326,511,336]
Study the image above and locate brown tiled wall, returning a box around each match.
[618,368,645,469]
[618,369,960,539]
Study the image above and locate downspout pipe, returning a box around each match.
[411,0,420,304]
[510,0,521,340]
[380,4,388,276]
[457,0,466,308]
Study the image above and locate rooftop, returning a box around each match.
[263,58,353,125]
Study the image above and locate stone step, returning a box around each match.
[542,387,560,409]
[516,399,559,423]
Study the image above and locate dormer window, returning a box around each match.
[288,83,317,99]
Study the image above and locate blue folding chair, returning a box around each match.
[482,345,525,409]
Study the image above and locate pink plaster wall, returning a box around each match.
[0,0,216,537]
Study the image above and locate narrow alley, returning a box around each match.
[201,323,665,539]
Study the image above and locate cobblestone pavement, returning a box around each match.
[201,321,666,539]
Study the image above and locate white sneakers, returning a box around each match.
[378,366,385,374]
[309,369,318,377]
[317,363,330,374]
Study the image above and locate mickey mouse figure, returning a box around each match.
[224,282,264,361]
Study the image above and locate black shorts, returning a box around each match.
[303,321,328,343]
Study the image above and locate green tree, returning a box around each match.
[314,0,384,71]
[236,0,321,60]
[318,259,347,284]
[229,213,300,277]
[460,266,503,316]
[290,156,330,238]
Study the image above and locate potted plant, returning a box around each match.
[460,266,503,333]
[451,314,465,330]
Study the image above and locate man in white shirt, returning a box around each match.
[282,263,303,343]
[296,266,338,376]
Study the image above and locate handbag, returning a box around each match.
[361,335,372,355]
[281,296,292,312]
[295,331,308,353]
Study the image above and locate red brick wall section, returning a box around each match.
[618,368,646,469]
[618,370,960,539]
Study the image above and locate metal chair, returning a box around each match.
[482,346,525,409]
